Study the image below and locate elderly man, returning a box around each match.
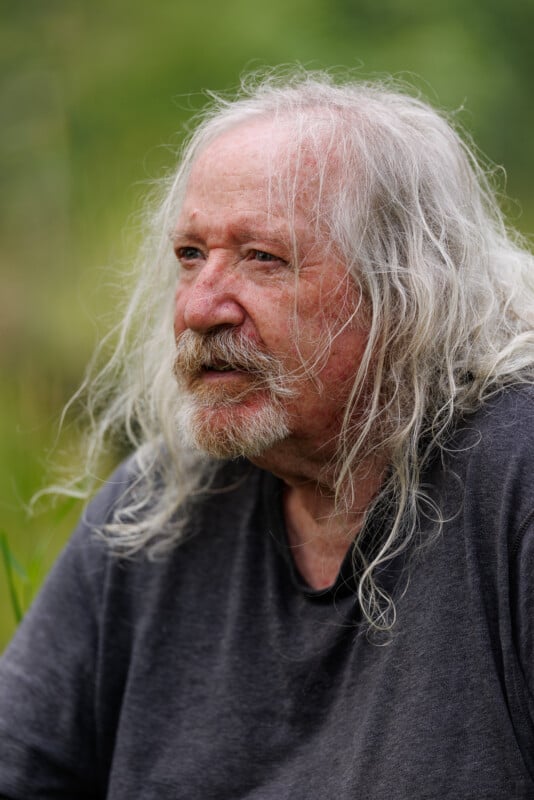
[1,72,534,798]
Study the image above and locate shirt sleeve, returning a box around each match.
[512,508,534,703]
[501,504,534,789]
[0,461,135,799]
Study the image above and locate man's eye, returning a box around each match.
[249,250,287,265]
[176,246,203,264]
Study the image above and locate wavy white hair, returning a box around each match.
[63,69,534,632]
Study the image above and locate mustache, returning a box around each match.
[173,328,296,397]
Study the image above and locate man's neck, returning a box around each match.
[252,443,386,590]
[282,486,355,589]
[281,472,383,590]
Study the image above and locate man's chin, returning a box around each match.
[177,398,290,460]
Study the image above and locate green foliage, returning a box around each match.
[0,532,25,626]
[0,494,83,649]
[1,0,533,649]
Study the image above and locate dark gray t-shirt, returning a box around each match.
[1,388,534,799]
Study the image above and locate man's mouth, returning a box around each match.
[201,361,243,374]
[173,330,288,398]
[197,361,250,378]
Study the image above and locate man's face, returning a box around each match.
[172,120,369,464]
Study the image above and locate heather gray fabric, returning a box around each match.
[1,388,534,799]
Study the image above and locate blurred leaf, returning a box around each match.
[0,531,24,625]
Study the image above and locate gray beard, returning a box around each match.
[176,390,291,459]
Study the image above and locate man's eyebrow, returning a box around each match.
[232,225,291,247]
[170,224,292,248]
[169,230,204,245]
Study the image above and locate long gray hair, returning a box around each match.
[62,69,534,632]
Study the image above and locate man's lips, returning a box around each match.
[195,363,251,381]
[202,362,236,373]
[173,330,289,398]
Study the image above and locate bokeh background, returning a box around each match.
[2,0,534,648]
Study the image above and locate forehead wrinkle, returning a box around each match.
[173,213,294,248]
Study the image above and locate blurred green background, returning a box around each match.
[2,0,534,649]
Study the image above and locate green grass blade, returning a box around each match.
[0,531,24,625]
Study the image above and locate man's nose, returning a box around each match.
[179,254,246,333]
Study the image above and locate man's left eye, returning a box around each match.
[176,246,203,262]
[249,250,285,265]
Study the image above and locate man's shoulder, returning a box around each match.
[475,383,534,428]
[426,386,534,533]
[451,384,534,458]
[440,385,534,533]
[82,453,267,544]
